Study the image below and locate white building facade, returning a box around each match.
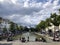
[45,22,60,33]
[0,19,10,31]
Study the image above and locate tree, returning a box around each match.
[16,24,19,30]
[9,22,16,33]
[50,13,57,18]
[24,26,29,31]
[56,15,60,24]
[3,27,7,33]
[19,26,24,30]
[45,18,52,27]
[36,25,41,31]
[30,27,35,32]
[0,17,2,24]
[36,21,46,30]
[36,9,60,32]
[50,13,59,26]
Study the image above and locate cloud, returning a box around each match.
[0,0,60,27]
[0,1,40,16]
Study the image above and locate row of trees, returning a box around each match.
[8,9,60,32]
[0,17,24,34]
[36,9,60,31]
[0,9,60,33]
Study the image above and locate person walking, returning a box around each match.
[27,36,29,42]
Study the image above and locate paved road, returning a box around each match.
[0,41,60,45]
[12,41,60,45]
[0,33,59,45]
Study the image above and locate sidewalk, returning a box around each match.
[35,32,53,39]
[0,41,60,45]
[34,32,53,42]
[47,36,53,40]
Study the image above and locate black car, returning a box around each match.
[21,37,26,42]
[7,37,13,41]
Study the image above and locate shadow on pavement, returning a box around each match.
[0,43,12,45]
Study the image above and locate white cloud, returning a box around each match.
[53,0,59,6]
[0,0,60,27]
[43,0,52,8]
[24,0,29,7]
[0,0,3,2]
[11,0,17,4]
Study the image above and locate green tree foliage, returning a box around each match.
[30,27,35,32]
[36,21,46,30]
[45,18,52,27]
[50,13,57,18]
[19,26,24,30]
[56,15,60,24]
[36,9,60,31]
[9,22,16,33]
[15,24,19,30]
[0,17,2,24]
[3,27,7,33]
[50,13,59,26]
[24,26,29,31]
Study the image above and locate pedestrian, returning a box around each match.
[27,36,29,42]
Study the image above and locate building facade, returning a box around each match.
[45,23,60,33]
[0,19,10,31]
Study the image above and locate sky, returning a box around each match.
[0,0,60,27]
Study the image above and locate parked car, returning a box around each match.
[0,30,3,40]
[7,37,13,41]
[35,37,46,42]
[42,37,46,42]
[21,37,26,42]
[53,30,60,41]
[0,35,3,40]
